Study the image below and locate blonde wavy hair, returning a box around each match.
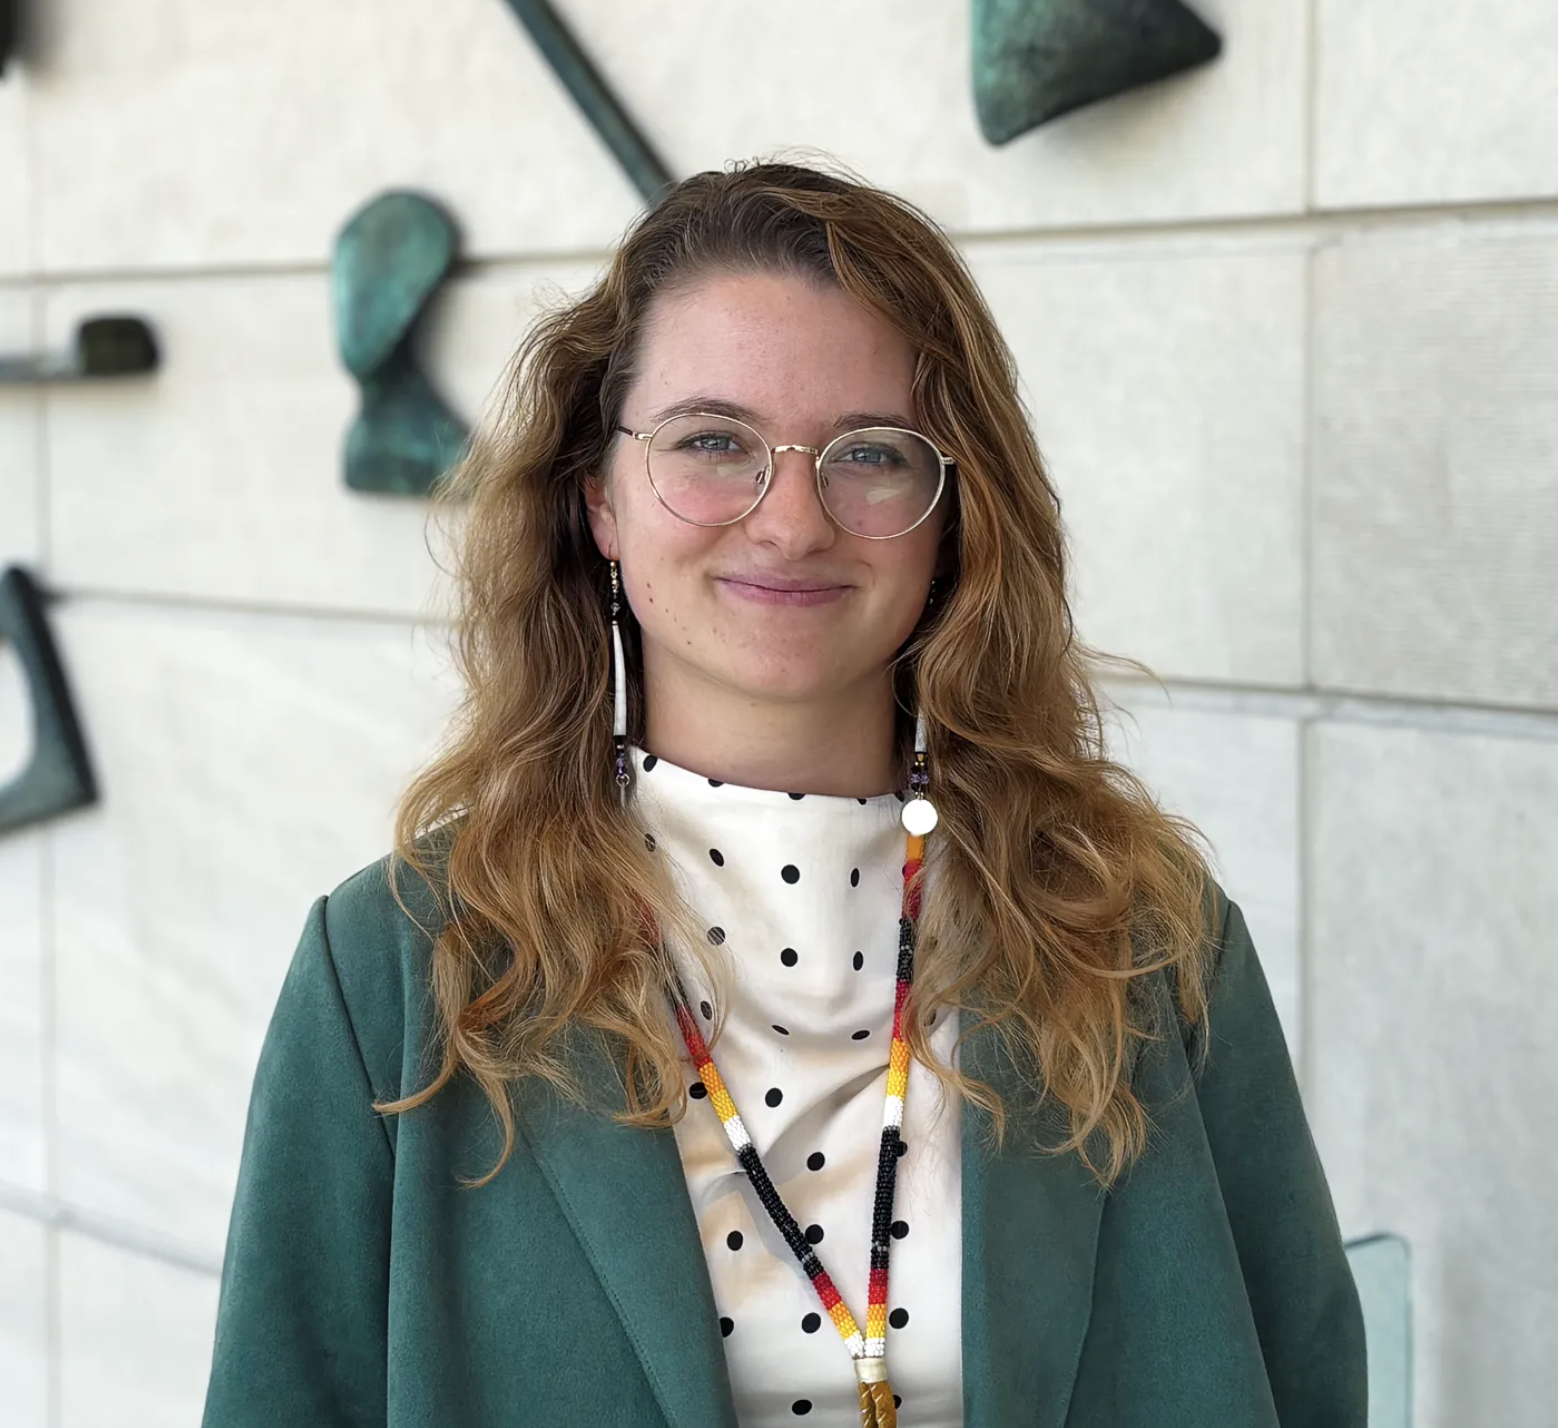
[381,159,1217,1190]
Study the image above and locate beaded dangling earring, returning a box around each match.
[903,575,941,836]
[610,559,629,804]
[903,711,938,835]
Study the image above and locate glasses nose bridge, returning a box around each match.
[750,439,831,527]
[761,440,824,490]
[769,440,821,468]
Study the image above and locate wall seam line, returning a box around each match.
[0,1182,223,1280]
[5,198,1558,291]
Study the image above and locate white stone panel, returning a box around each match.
[572,0,1308,232]
[45,261,601,617]
[0,825,46,1197]
[972,242,1306,686]
[27,0,641,272]
[1316,2,1558,208]
[49,601,458,1255]
[58,1232,218,1428]
[0,631,31,790]
[0,293,42,569]
[1312,230,1558,710]
[0,66,29,277]
[1308,720,1558,1428]
[0,1212,48,1428]
[0,592,46,1194]
[27,0,1306,272]
[0,276,47,1191]
[1101,684,1303,1059]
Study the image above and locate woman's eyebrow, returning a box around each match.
[832,410,917,433]
[645,397,918,432]
[646,396,764,426]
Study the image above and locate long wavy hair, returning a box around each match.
[381,159,1216,1190]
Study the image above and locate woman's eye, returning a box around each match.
[840,444,901,466]
[683,432,743,454]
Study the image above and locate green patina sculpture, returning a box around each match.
[972,0,1222,144]
[499,0,673,205]
[0,566,97,837]
[332,191,468,497]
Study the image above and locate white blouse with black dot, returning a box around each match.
[629,744,964,1426]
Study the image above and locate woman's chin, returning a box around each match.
[722,661,852,706]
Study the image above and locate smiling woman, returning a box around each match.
[201,162,1366,1428]
[587,269,951,787]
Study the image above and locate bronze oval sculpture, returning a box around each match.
[332,190,468,498]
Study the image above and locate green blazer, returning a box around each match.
[200,857,1366,1427]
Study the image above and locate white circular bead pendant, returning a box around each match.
[901,797,938,835]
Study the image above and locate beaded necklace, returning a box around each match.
[632,749,935,1428]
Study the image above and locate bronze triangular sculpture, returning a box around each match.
[0,566,97,836]
[972,0,1222,144]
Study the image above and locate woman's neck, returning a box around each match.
[640,673,902,798]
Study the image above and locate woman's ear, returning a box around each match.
[583,471,620,561]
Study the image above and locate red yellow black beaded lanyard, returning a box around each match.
[612,570,939,1428]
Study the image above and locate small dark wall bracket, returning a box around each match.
[332,190,469,498]
[972,0,1222,144]
[0,566,97,836]
[0,316,160,383]
[497,0,674,205]
[0,0,16,77]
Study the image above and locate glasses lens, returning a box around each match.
[819,428,943,537]
[646,414,769,524]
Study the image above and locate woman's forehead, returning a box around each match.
[632,270,918,428]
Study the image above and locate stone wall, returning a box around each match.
[2,2,1554,1422]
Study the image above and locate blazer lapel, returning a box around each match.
[514,1019,1104,1428]
[960,1009,1107,1428]
[513,1037,740,1428]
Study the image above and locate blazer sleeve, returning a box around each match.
[201,894,394,1428]
[1189,890,1369,1428]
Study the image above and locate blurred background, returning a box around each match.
[0,1,1554,1425]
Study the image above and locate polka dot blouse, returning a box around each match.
[629,744,964,1425]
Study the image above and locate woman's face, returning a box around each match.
[585,269,950,721]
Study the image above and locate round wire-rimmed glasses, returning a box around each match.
[614,411,954,540]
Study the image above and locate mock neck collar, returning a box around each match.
[625,743,909,884]
[626,743,907,813]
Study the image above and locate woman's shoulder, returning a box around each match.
[305,837,455,1088]
[321,843,450,964]
[1143,874,1252,1060]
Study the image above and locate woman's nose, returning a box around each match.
[744,447,837,547]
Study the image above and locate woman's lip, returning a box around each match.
[716,577,849,607]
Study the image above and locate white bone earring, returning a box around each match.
[902,575,941,834]
[610,559,629,804]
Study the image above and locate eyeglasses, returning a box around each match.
[614,411,954,540]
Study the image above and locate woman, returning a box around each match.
[201,161,1366,1427]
